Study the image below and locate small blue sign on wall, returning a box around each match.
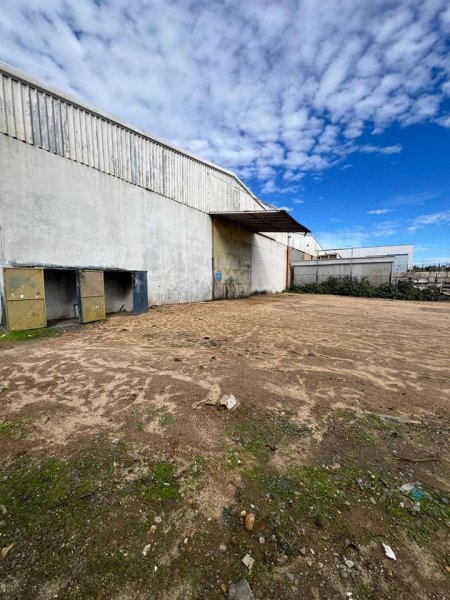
[214,271,222,282]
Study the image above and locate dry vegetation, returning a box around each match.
[0,294,449,599]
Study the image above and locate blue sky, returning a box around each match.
[1,0,449,262]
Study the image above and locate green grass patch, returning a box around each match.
[0,458,97,541]
[0,419,28,439]
[146,405,177,426]
[0,327,59,344]
[135,461,180,504]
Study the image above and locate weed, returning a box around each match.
[0,328,59,344]
[146,405,177,426]
[0,458,97,540]
[289,276,440,301]
[135,462,180,504]
[0,419,28,439]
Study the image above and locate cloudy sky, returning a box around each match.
[1,0,449,262]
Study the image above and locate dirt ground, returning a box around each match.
[0,293,449,600]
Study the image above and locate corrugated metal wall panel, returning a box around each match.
[0,69,268,217]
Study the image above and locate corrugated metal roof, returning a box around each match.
[210,211,310,233]
[0,61,262,206]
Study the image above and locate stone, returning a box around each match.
[244,513,255,531]
[242,553,255,572]
[339,567,348,580]
[228,578,254,600]
[345,560,355,569]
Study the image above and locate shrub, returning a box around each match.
[289,276,440,301]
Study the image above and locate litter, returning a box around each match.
[394,455,439,463]
[194,393,240,410]
[363,411,420,425]
[399,483,425,501]
[1,543,15,559]
[382,543,396,561]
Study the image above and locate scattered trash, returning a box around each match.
[142,544,151,556]
[259,536,265,545]
[382,543,396,561]
[194,393,240,410]
[242,553,255,572]
[228,578,254,600]
[244,512,255,531]
[299,547,307,556]
[412,502,421,514]
[363,411,420,425]
[154,516,162,524]
[1,543,14,559]
[345,560,355,569]
[219,544,227,552]
[111,437,119,444]
[394,455,439,463]
[330,463,341,470]
[399,483,425,501]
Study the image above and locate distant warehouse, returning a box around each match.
[0,62,311,331]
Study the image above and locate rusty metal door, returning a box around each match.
[78,270,105,323]
[4,267,47,331]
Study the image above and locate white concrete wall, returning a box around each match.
[252,234,287,293]
[0,134,213,321]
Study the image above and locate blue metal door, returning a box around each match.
[132,271,148,314]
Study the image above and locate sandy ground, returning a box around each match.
[0,293,449,599]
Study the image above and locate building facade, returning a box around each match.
[0,63,309,330]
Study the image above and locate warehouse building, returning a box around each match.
[0,62,309,331]
[292,244,413,285]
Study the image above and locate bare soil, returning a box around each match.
[0,293,449,599]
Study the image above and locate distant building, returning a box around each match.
[292,244,414,286]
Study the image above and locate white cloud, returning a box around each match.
[408,210,450,232]
[367,208,394,215]
[359,144,403,155]
[389,191,438,206]
[0,0,449,183]
[292,199,304,205]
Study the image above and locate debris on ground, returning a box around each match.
[242,553,255,572]
[382,543,397,561]
[1,543,14,559]
[194,393,240,410]
[363,411,421,425]
[142,544,151,556]
[394,454,439,463]
[228,578,254,600]
[399,483,425,501]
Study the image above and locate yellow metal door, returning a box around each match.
[79,270,105,323]
[4,267,47,331]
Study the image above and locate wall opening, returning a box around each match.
[44,269,78,325]
[104,270,133,314]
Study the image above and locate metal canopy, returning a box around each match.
[210,210,310,233]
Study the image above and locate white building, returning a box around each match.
[0,62,310,331]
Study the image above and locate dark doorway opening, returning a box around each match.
[104,270,133,315]
[44,269,78,326]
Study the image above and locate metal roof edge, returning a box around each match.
[0,61,262,203]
